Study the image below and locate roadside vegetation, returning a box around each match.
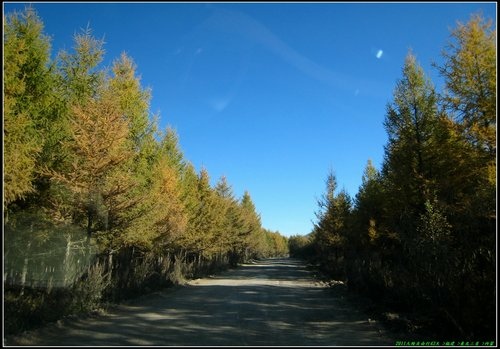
[4,7,288,336]
[289,13,496,342]
[3,6,495,342]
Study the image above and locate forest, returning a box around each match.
[3,7,288,335]
[3,6,496,342]
[289,13,496,341]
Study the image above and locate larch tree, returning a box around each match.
[156,127,186,174]
[239,191,262,260]
[42,25,108,225]
[176,162,200,252]
[312,169,351,277]
[49,88,133,249]
[435,12,496,244]
[57,26,105,104]
[109,53,152,151]
[214,180,248,265]
[352,159,386,247]
[148,156,187,252]
[104,53,161,250]
[436,13,496,157]
[434,13,496,334]
[3,7,52,207]
[382,51,440,243]
[145,128,188,252]
[179,168,220,259]
[214,176,238,258]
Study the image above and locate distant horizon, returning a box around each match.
[3,1,496,237]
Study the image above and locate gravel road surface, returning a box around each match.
[6,258,396,346]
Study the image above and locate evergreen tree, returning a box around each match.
[288,234,313,259]
[382,52,440,243]
[104,54,160,251]
[156,127,187,177]
[4,7,52,207]
[312,170,337,259]
[179,168,220,258]
[353,159,385,245]
[49,88,133,248]
[434,12,495,248]
[436,13,496,156]
[177,163,200,250]
[213,181,249,265]
[109,53,152,151]
[57,26,105,104]
[434,13,496,336]
[149,156,187,252]
[214,176,237,257]
[312,170,351,277]
[239,191,262,260]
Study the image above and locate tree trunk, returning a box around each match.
[107,251,113,285]
[20,240,32,296]
[63,234,72,287]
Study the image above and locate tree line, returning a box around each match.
[289,13,495,341]
[3,7,288,334]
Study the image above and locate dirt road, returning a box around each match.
[6,258,396,346]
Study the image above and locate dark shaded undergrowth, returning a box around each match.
[304,261,485,343]
[4,250,236,337]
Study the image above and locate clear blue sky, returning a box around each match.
[4,2,496,237]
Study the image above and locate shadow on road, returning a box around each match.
[6,258,396,346]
